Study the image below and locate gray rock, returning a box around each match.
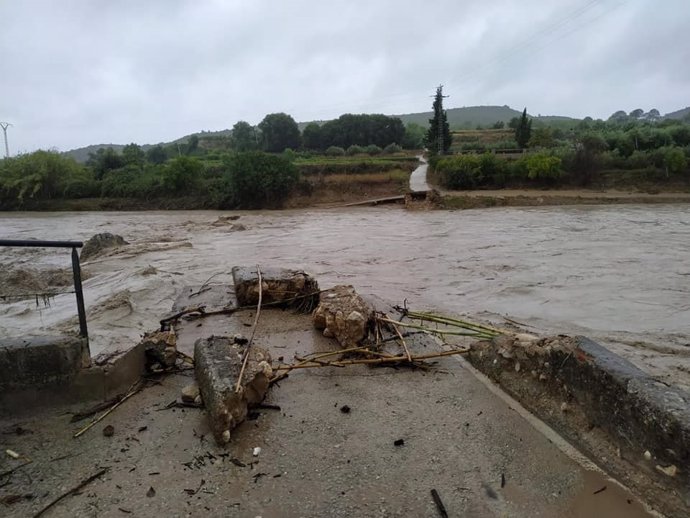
[181,383,200,404]
[313,285,374,349]
[80,233,128,261]
[194,336,272,445]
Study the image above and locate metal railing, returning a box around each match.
[0,239,88,341]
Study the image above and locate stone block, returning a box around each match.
[313,285,375,348]
[232,266,319,309]
[194,335,272,445]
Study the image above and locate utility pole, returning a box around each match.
[0,122,11,158]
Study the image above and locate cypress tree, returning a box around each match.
[515,108,533,149]
[425,86,452,154]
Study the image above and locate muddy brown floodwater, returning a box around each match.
[1,204,689,389]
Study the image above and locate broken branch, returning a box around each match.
[73,380,141,438]
[272,347,469,372]
[33,468,108,517]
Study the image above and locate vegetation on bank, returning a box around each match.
[0,108,426,210]
[3,102,690,211]
[430,110,690,190]
[0,147,416,210]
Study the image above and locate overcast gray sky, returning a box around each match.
[1,0,688,153]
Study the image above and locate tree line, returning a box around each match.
[430,111,690,190]
[0,149,303,210]
[228,112,424,153]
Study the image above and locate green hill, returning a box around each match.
[664,107,690,120]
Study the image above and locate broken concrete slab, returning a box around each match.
[194,335,272,444]
[0,335,89,390]
[232,266,319,309]
[467,334,690,513]
[0,337,145,416]
[313,285,375,348]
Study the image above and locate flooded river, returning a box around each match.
[1,205,689,389]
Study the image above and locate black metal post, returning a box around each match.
[71,247,88,340]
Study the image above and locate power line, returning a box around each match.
[0,122,11,158]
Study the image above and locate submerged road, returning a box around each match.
[408,155,430,191]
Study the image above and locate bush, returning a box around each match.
[0,150,92,201]
[365,144,382,155]
[162,156,203,193]
[224,151,299,208]
[523,154,562,183]
[478,152,508,187]
[62,178,100,198]
[100,166,165,199]
[346,145,365,156]
[383,143,402,154]
[325,146,345,156]
[434,155,482,189]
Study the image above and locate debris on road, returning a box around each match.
[430,488,449,518]
[33,468,108,517]
[194,335,272,445]
[313,285,374,347]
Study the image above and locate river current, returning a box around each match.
[1,205,689,388]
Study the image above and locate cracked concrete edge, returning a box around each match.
[466,334,690,514]
[0,337,146,416]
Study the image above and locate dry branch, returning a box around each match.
[73,380,141,438]
[33,468,108,517]
[235,265,263,393]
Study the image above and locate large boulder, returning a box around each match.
[80,233,128,261]
[313,285,375,348]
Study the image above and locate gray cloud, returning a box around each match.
[0,0,687,153]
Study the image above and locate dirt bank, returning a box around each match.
[440,188,690,209]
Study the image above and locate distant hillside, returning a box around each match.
[664,107,690,120]
[65,143,128,163]
[396,105,523,128]
[62,104,686,162]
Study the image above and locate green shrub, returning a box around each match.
[224,151,299,208]
[100,166,166,199]
[383,143,402,154]
[434,155,482,189]
[478,152,508,187]
[346,145,365,156]
[523,154,562,182]
[325,146,345,156]
[365,144,382,156]
[162,156,203,193]
[0,150,91,201]
[62,178,100,198]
